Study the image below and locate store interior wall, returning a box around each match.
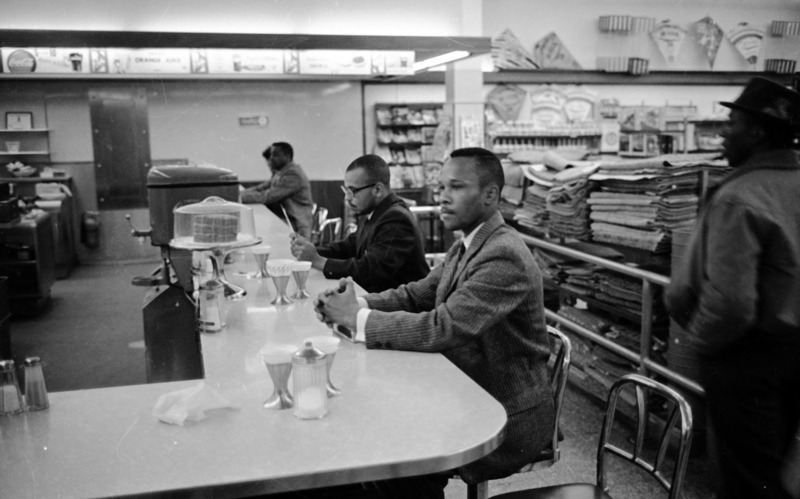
[0,0,465,37]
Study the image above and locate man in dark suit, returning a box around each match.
[290,154,429,293]
[241,142,314,238]
[316,147,554,495]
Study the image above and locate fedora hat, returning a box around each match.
[720,77,800,131]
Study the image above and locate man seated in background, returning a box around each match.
[290,154,429,293]
[241,141,314,238]
[315,147,554,498]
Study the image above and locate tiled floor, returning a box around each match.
[10,262,717,498]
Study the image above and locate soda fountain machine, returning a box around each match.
[128,164,239,383]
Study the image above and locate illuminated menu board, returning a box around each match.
[0,47,415,76]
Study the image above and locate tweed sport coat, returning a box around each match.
[363,211,553,481]
[318,193,429,293]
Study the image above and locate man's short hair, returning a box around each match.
[449,147,505,191]
[263,142,294,160]
[346,154,390,185]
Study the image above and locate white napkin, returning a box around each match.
[152,382,238,426]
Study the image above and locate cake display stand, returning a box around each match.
[171,236,262,300]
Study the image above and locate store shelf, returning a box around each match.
[378,141,432,147]
[0,151,50,156]
[377,123,439,128]
[380,69,799,86]
[0,129,49,133]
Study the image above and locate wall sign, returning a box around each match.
[239,115,269,127]
[1,47,416,76]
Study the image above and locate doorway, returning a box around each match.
[89,88,151,210]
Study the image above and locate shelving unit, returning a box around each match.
[0,128,51,159]
[374,102,443,167]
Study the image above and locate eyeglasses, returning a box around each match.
[341,183,377,199]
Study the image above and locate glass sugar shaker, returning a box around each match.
[0,359,24,415]
[292,341,328,420]
[23,356,49,411]
[198,278,225,333]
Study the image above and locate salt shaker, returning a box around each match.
[292,341,328,420]
[23,356,49,411]
[0,359,24,415]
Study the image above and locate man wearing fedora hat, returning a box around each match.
[666,77,800,499]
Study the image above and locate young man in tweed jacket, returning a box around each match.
[316,147,554,494]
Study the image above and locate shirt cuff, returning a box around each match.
[356,301,370,343]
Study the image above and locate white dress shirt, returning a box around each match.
[353,223,484,342]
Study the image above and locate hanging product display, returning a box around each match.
[690,16,724,69]
[491,28,539,70]
[764,20,800,74]
[597,15,655,74]
[650,21,687,65]
[628,17,655,75]
[597,15,632,72]
[532,32,582,70]
[726,22,765,69]
[486,84,528,122]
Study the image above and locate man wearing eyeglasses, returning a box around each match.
[290,154,429,293]
[314,148,553,498]
[241,142,314,238]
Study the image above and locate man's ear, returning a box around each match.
[483,183,499,204]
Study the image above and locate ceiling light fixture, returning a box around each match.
[413,50,470,72]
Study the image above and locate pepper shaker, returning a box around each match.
[23,356,49,411]
[292,341,328,420]
[0,359,24,415]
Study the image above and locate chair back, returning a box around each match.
[310,205,330,244]
[544,326,571,464]
[597,373,694,499]
[317,217,342,245]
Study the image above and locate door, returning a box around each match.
[89,88,151,209]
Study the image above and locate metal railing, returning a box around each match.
[408,205,703,396]
[519,233,704,397]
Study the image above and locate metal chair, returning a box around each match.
[488,373,694,499]
[317,217,341,245]
[466,326,572,499]
[310,204,329,244]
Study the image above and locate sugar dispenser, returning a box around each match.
[23,356,49,411]
[198,279,225,333]
[0,359,24,415]
[292,341,328,420]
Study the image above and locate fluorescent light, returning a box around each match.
[413,50,470,72]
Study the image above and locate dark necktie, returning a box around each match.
[447,243,466,290]
[454,243,466,266]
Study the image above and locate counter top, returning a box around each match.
[0,205,506,498]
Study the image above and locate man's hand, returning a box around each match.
[315,277,359,331]
[290,234,325,270]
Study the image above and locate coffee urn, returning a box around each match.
[129,164,239,383]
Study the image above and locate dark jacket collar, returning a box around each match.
[724,149,800,182]
[364,192,406,222]
[705,149,799,202]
